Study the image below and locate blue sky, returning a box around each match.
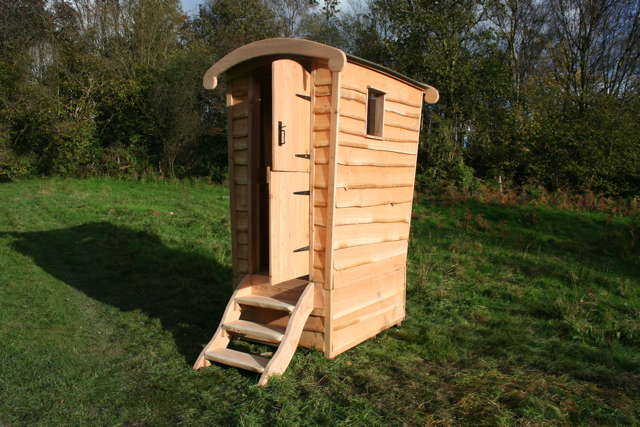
[180,0,201,15]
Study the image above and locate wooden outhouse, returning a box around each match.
[193,38,439,385]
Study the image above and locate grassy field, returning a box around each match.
[0,178,638,425]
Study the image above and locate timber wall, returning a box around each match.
[327,61,424,357]
[227,77,252,285]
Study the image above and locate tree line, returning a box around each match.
[1,0,639,197]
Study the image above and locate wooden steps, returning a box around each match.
[193,277,315,386]
[235,295,295,312]
[222,320,285,343]
[204,348,269,373]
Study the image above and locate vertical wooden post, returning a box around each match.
[308,68,317,281]
[323,69,341,357]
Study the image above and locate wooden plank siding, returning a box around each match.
[327,61,423,357]
[228,77,252,285]
[311,65,333,288]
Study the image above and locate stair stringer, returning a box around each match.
[258,282,315,386]
[193,275,253,370]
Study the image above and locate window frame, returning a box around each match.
[365,87,385,138]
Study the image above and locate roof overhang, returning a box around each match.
[203,38,346,90]
[203,38,439,104]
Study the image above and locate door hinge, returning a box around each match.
[293,190,310,195]
[278,121,286,146]
[295,154,310,159]
[296,94,311,101]
[293,245,310,253]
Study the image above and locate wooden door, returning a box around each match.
[271,59,311,172]
[269,170,310,284]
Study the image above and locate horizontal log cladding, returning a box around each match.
[231,117,249,138]
[314,112,331,131]
[233,137,248,151]
[237,243,249,260]
[340,126,417,144]
[315,222,409,250]
[335,164,415,189]
[315,68,332,85]
[314,130,331,148]
[332,267,404,320]
[333,239,408,271]
[314,95,331,114]
[315,146,330,165]
[237,231,248,245]
[331,266,405,356]
[334,186,415,208]
[237,259,249,273]
[339,137,418,155]
[235,184,248,211]
[231,100,248,119]
[314,202,412,227]
[312,66,332,295]
[337,146,415,167]
[333,254,406,289]
[340,97,365,118]
[313,188,328,207]
[236,211,248,231]
[332,303,403,356]
[233,149,248,165]
[315,85,331,96]
[233,166,248,184]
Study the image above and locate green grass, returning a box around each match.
[0,178,638,425]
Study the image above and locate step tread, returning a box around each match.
[235,295,296,313]
[204,348,269,373]
[223,320,285,343]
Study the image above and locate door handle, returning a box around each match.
[278,121,286,146]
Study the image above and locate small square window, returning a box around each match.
[366,88,384,136]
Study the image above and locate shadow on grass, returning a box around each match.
[4,221,231,364]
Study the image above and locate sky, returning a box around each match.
[180,0,201,15]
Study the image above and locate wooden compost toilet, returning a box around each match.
[193,38,439,385]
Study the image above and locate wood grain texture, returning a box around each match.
[334,202,412,226]
[331,304,404,357]
[333,239,408,271]
[315,222,409,250]
[332,267,404,319]
[193,276,253,369]
[333,254,406,289]
[323,69,342,355]
[272,59,311,172]
[228,77,255,287]
[335,165,416,189]
[203,38,347,89]
[339,135,418,155]
[311,66,332,310]
[204,348,268,373]
[330,266,405,358]
[269,170,310,284]
[313,136,414,334]
[336,146,415,167]
[309,70,318,284]
[334,186,415,208]
[259,282,315,385]
[341,60,424,107]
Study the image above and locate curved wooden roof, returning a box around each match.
[203,38,439,104]
[203,38,347,90]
